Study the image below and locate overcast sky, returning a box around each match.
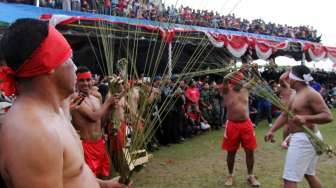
[164,0,336,70]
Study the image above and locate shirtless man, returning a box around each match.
[71,66,117,178]
[265,65,333,188]
[221,71,260,187]
[0,18,128,188]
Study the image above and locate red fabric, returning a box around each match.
[82,138,111,177]
[76,72,92,81]
[185,87,200,103]
[221,118,257,151]
[326,47,336,58]
[0,25,72,96]
[226,35,249,49]
[110,121,126,151]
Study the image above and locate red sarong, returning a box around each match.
[82,138,110,177]
[110,121,126,151]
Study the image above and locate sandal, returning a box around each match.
[224,175,234,186]
[247,175,261,187]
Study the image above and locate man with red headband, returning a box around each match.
[0,18,129,188]
[221,69,260,187]
[71,66,117,178]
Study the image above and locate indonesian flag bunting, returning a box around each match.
[206,33,224,48]
[303,42,327,62]
[207,33,248,58]
[252,39,288,60]
[224,35,249,58]
[326,47,336,63]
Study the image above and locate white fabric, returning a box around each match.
[200,122,210,130]
[283,132,322,182]
[48,15,72,26]
[289,72,313,84]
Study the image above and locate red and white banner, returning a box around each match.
[326,47,336,63]
[225,35,249,58]
[251,39,288,60]
[303,42,327,62]
[206,33,224,48]
[208,33,248,58]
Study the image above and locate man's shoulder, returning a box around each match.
[1,108,62,149]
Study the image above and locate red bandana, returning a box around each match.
[228,72,245,86]
[0,25,72,96]
[76,72,92,81]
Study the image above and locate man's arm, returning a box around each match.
[74,96,116,122]
[3,122,63,187]
[97,177,130,188]
[265,112,288,142]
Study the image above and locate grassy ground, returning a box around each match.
[132,110,336,188]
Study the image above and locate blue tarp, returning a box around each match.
[0,2,305,43]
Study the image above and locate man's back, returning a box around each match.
[0,97,101,188]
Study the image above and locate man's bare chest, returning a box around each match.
[83,96,101,111]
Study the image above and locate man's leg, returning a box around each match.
[304,175,322,188]
[225,151,236,186]
[284,179,297,188]
[244,149,254,175]
[227,151,236,175]
[266,105,273,126]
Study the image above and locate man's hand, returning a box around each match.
[291,115,306,126]
[264,131,274,142]
[70,94,85,110]
[106,95,120,107]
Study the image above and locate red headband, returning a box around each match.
[76,72,92,81]
[228,72,245,86]
[0,25,72,96]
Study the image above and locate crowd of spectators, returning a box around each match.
[1,0,321,42]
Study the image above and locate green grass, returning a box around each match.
[132,110,336,188]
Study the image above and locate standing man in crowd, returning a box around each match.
[221,71,260,187]
[0,18,129,188]
[71,66,117,178]
[265,65,333,188]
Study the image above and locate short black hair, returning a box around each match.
[291,65,311,80]
[76,66,90,74]
[0,18,49,71]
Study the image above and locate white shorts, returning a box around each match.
[283,131,322,182]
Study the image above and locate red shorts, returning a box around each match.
[221,118,257,152]
[82,138,110,177]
